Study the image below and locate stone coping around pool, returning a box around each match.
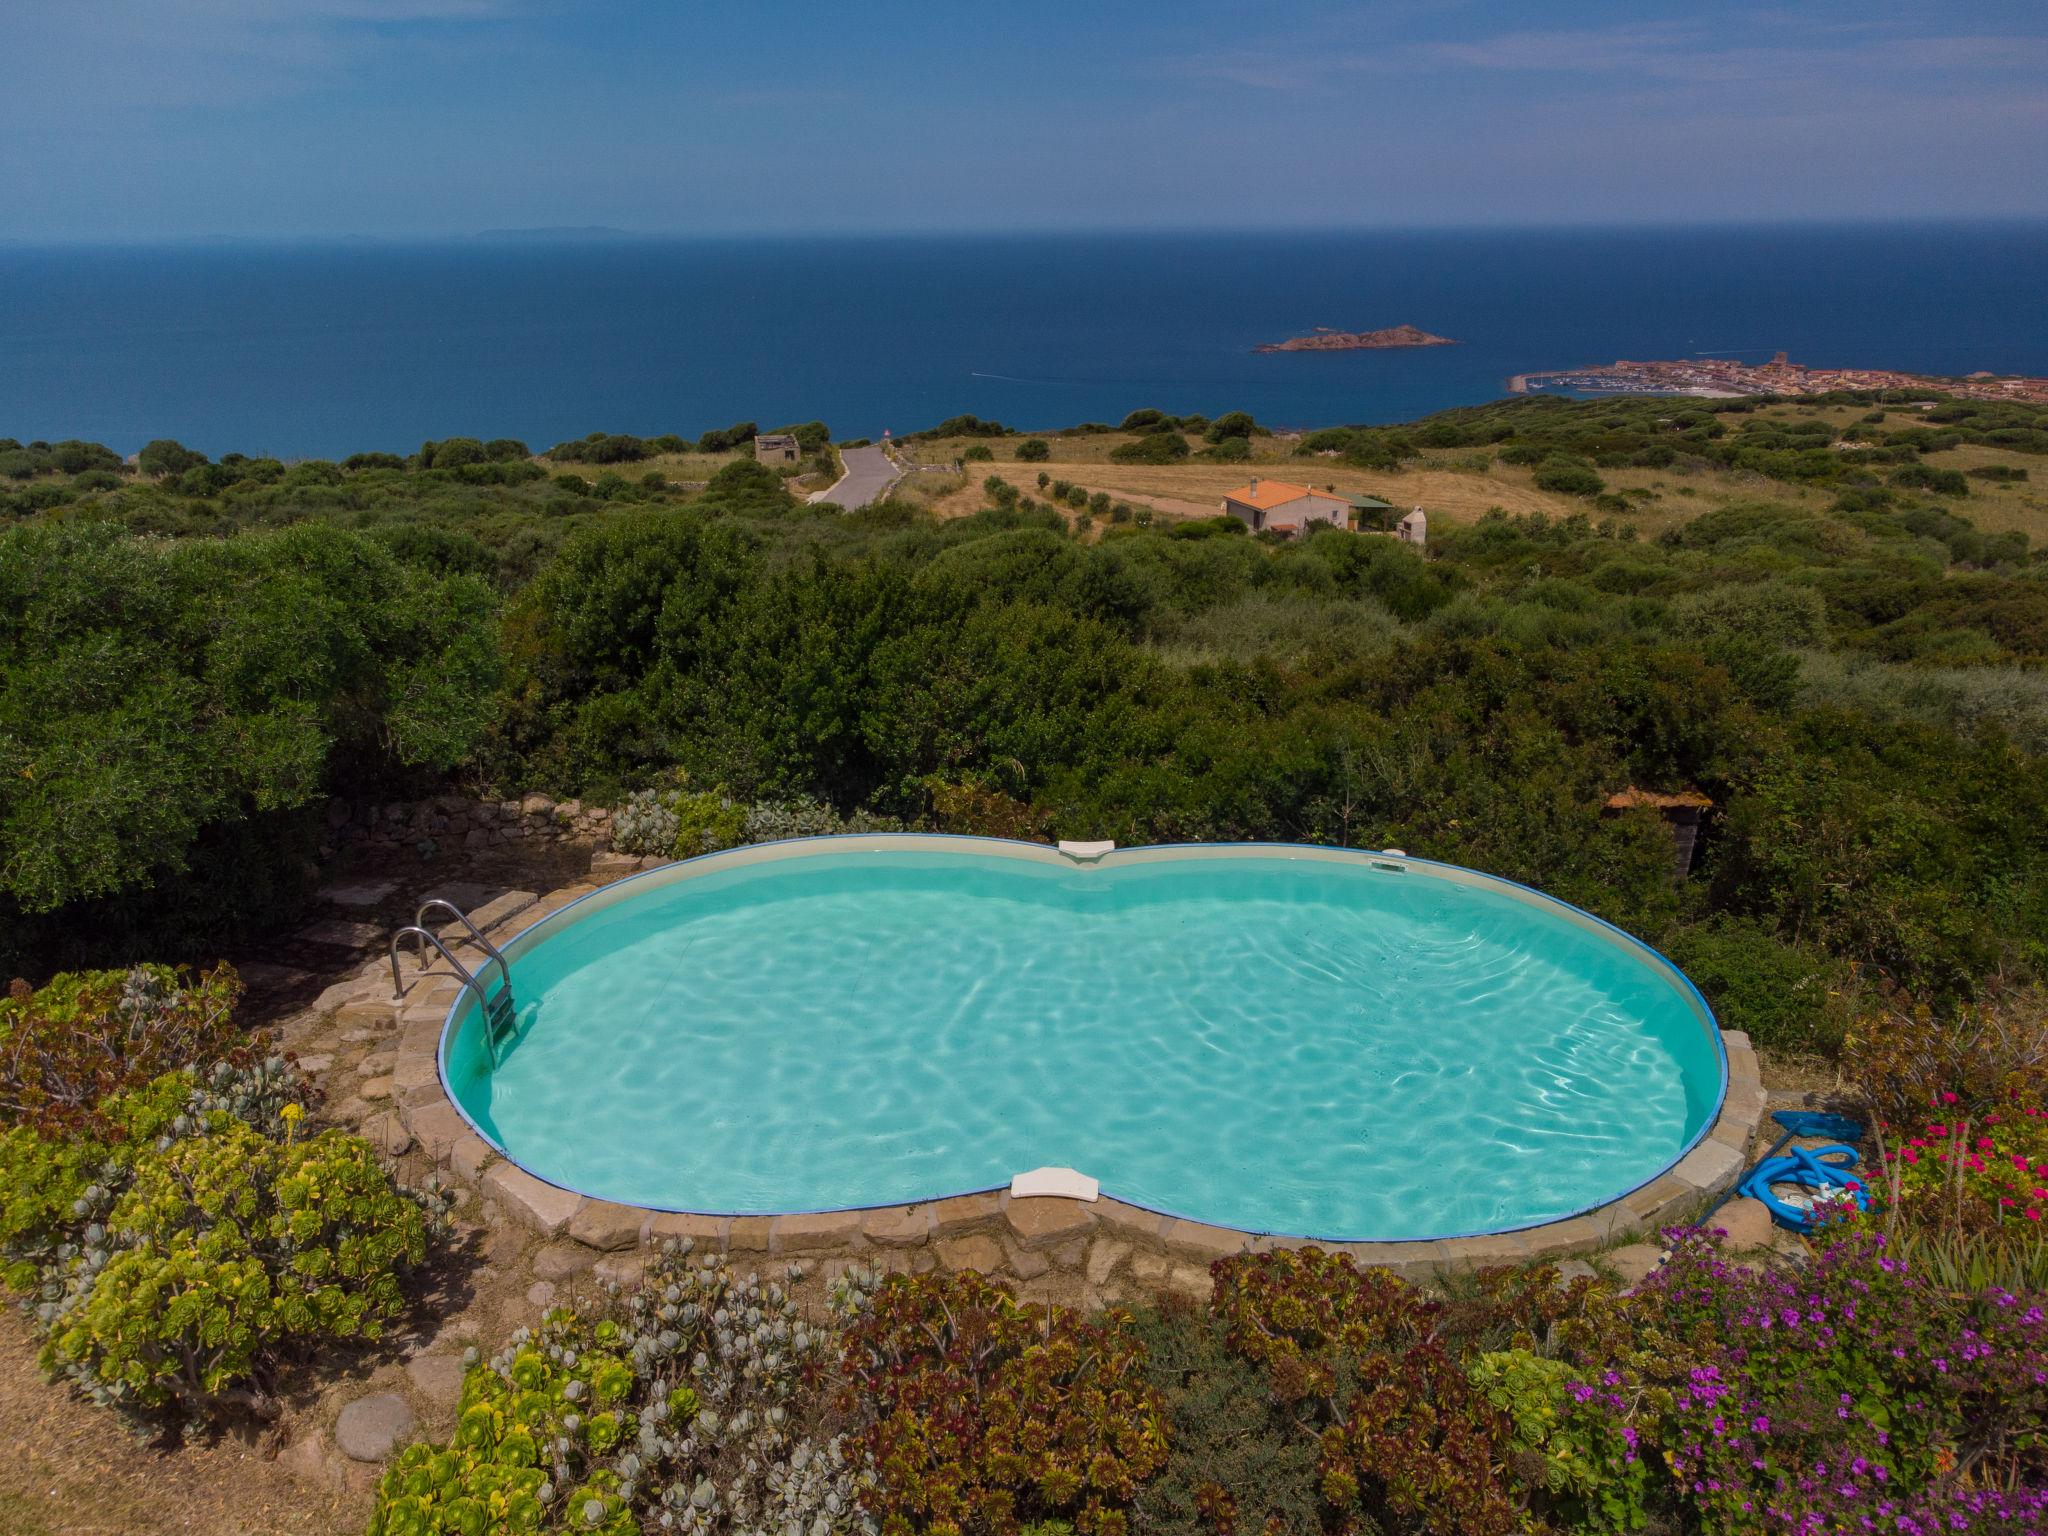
[383,842,1762,1300]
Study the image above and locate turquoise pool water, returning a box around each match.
[443,845,1723,1240]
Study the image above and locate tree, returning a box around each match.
[1015,438,1051,462]
[1206,411,1260,442]
[1110,431,1191,465]
[0,522,501,919]
[136,439,207,478]
[1531,456,1605,497]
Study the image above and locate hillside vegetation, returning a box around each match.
[3,395,2046,1056]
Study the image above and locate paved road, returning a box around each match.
[812,443,899,509]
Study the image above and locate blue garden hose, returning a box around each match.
[1735,1143,1870,1232]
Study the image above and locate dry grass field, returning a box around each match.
[897,403,2048,544]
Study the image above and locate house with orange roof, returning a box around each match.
[1220,476,1358,535]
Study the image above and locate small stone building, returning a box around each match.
[1221,477,1354,535]
[753,433,800,464]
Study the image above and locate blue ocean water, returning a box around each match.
[443,848,1723,1240]
[2,222,2044,458]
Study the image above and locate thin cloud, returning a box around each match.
[1170,15,2048,94]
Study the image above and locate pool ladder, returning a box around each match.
[390,899,520,1067]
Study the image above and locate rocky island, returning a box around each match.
[1254,323,1459,354]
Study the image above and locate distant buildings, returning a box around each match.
[753,433,801,463]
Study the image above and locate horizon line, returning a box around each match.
[5,213,2048,249]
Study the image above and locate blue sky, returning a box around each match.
[3,1,2044,239]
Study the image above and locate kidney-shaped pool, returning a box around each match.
[441,838,1724,1241]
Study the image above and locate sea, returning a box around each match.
[2,222,2045,459]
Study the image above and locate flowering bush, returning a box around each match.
[370,1243,870,1536]
[0,964,252,1136]
[839,1268,1167,1536]
[1883,1106,2048,1232]
[1628,1227,2048,1533]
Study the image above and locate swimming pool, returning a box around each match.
[440,838,1725,1242]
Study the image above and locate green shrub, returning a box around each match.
[1014,439,1051,462]
[841,1268,1167,1536]
[1662,916,1850,1055]
[1668,580,1828,648]
[1109,431,1189,466]
[1210,1247,1525,1536]
[40,1117,435,1419]
[1890,463,1970,497]
[1468,1349,1650,1533]
[1532,456,1606,498]
[1129,1299,1322,1536]
[370,1317,641,1536]
[962,444,995,462]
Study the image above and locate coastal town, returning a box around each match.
[1511,350,2048,404]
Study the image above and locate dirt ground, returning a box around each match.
[0,1309,360,1536]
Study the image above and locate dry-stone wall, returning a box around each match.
[323,794,613,859]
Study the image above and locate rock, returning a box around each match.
[296,919,385,950]
[1004,1198,1095,1251]
[532,1242,597,1282]
[1086,1239,1130,1286]
[482,1163,584,1237]
[359,1076,394,1101]
[1128,1250,1171,1288]
[935,1234,1006,1273]
[526,1280,558,1309]
[1167,1264,1212,1299]
[1605,1243,1665,1290]
[401,1105,466,1163]
[318,879,400,909]
[280,1425,345,1490]
[295,1054,335,1075]
[404,1352,468,1410]
[768,1209,863,1253]
[361,1112,413,1157]
[568,1200,648,1252]
[594,1251,652,1289]
[927,1191,1003,1236]
[863,1206,932,1246]
[1004,1240,1051,1280]
[467,890,538,930]
[1552,1259,1598,1287]
[1714,1197,1777,1251]
[450,1133,496,1182]
[335,1393,416,1462]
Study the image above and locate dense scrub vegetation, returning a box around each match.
[3,396,2046,1049]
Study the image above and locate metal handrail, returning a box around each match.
[413,898,513,996]
[389,924,492,1008]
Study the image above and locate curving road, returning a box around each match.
[812,443,899,510]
